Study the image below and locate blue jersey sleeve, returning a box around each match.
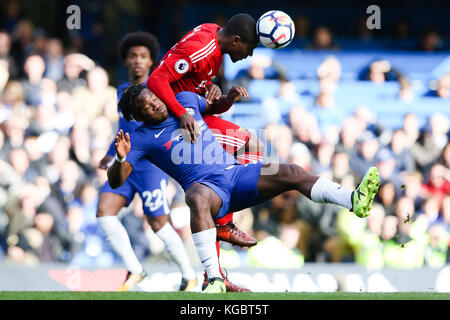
[175,91,207,114]
[125,129,148,170]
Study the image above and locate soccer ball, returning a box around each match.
[256,10,295,49]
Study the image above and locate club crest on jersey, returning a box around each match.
[163,133,184,150]
[185,108,195,116]
[175,59,189,74]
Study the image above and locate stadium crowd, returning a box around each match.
[0,4,449,272]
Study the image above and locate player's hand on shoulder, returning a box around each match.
[205,84,222,104]
[98,154,113,170]
[227,86,249,103]
[115,129,131,159]
[179,112,200,143]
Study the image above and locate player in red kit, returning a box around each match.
[147,13,262,292]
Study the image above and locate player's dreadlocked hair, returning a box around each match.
[118,83,147,122]
[223,13,259,46]
[117,32,160,64]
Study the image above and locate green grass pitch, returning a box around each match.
[0,291,449,300]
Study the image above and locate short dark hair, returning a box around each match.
[117,32,160,63]
[223,13,258,46]
[118,83,146,121]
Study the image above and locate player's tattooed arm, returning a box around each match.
[204,86,249,115]
[107,129,134,188]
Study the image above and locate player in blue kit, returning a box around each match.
[96,32,197,292]
[108,84,380,293]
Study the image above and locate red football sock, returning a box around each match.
[216,240,223,275]
[214,212,233,226]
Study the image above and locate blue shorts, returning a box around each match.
[199,162,267,219]
[100,163,170,217]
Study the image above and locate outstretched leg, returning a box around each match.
[257,163,380,218]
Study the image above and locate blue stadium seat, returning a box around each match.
[247,80,281,101]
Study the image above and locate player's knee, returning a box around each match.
[147,215,168,232]
[286,163,309,182]
[185,184,210,214]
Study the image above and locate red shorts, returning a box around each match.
[203,115,250,155]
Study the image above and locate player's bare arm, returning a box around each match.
[204,85,249,114]
[98,154,113,169]
[107,129,133,188]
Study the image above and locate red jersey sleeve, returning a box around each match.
[147,50,192,117]
[147,24,220,118]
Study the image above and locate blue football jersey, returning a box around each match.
[126,91,239,191]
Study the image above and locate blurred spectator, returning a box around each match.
[397,76,414,102]
[417,195,441,227]
[310,77,346,131]
[421,163,450,209]
[403,171,425,209]
[1,115,28,156]
[393,19,411,40]
[56,53,93,93]
[1,80,30,120]
[71,66,116,123]
[382,196,427,269]
[337,115,366,154]
[375,182,397,216]
[10,19,35,76]
[355,203,385,269]
[361,60,401,83]
[417,28,442,52]
[389,129,416,173]
[43,38,64,82]
[0,58,9,93]
[8,147,37,183]
[428,74,450,99]
[424,222,448,267]
[402,113,420,147]
[0,30,19,79]
[233,54,286,91]
[331,147,351,181]
[349,130,379,179]
[20,54,45,106]
[289,105,321,148]
[311,138,335,177]
[307,26,339,50]
[440,142,450,168]
[411,113,449,172]
[317,55,341,82]
[375,147,404,194]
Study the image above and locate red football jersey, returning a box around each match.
[150,23,223,97]
[147,23,253,156]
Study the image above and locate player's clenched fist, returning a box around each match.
[115,129,131,159]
